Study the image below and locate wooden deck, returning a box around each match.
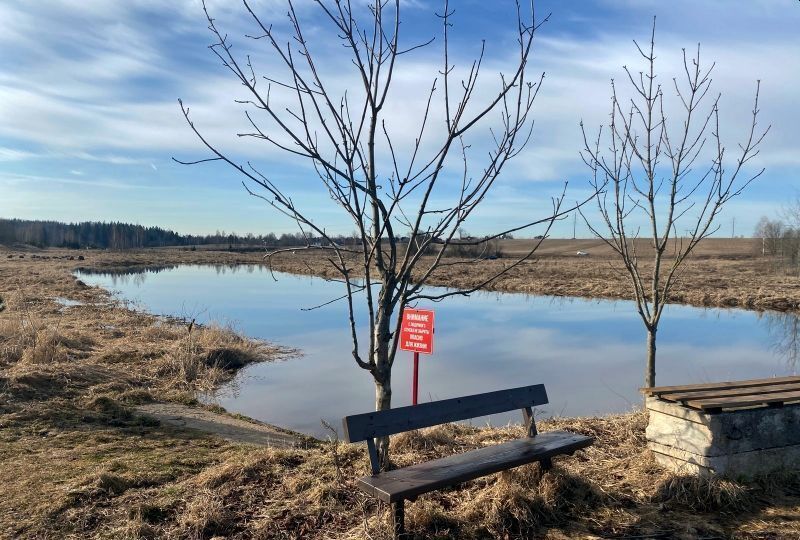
[642,376,800,412]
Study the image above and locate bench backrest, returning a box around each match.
[342,384,548,443]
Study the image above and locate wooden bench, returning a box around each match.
[342,384,594,537]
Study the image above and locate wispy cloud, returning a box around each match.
[0,171,153,191]
[0,146,37,162]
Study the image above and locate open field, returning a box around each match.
[1,248,800,538]
[498,238,763,259]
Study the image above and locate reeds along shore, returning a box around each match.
[1,248,800,538]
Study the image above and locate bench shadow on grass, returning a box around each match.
[397,463,602,538]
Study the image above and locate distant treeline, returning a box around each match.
[0,218,321,250]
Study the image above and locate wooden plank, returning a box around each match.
[686,389,800,411]
[641,375,800,397]
[660,381,800,403]
[342,384,548,443]
[356,430,593,502]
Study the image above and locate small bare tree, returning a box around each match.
[754,216,785,257]
[579,19,768,388]
[178,0,586,468]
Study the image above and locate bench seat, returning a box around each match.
[358,430,593,502]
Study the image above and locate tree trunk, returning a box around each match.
[372,299,395,471]
[374,377,392,470]
[645,327,657,388]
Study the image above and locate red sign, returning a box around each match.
[399,308,435,355]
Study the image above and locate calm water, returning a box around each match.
[76,265,799,438]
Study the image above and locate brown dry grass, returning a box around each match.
[23,413,793,539]
[263,239,800,312]
[2,247,800,539]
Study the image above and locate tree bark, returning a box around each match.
[374,376,392,470]
[645,327,657,388]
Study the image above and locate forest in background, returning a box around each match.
[0,218,312,250]
[0,218,504,255]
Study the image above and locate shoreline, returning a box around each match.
[39,242,800,313]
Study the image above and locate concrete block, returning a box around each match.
[646,398,800,478]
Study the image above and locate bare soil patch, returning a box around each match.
[136,403,302,447]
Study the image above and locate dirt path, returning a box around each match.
[136,403,305,448]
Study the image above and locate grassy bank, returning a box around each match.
[2,248,800,538]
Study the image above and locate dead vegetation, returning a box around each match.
[2,248,800,539]
[8,412,795,539]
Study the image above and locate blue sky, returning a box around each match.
[0,0,797,237]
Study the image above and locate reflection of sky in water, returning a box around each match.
[77,265,798,438]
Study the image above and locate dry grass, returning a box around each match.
[31,412,791,539]
[148,322,282,392]
[2,247,800,539]
[263,239,800,312]
[0,248,293,537]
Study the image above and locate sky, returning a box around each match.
[0,0,797,238]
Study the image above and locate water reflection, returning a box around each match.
[77,263,266,286]
[78,265,178,286]
[761,311,800,370]
[76,265,799,438]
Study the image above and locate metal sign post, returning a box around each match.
[399,308,435,406]
[412,352,420,405]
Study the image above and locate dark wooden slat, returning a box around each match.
[356,430,593,502]
[342,384,548,442]
[641,375,800,396]
[366,438,380,476]
[392,501,404,538]
[660,381,800,403]
[522,406,537,437]
[686,389,800,411]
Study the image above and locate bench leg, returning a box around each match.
[392,500,405,539]
[540,457,552,471]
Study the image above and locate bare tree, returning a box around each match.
[579,19,768,389]
[754,216,785,257]
[177,0,586,468]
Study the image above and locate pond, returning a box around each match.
[76,264,799,438]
